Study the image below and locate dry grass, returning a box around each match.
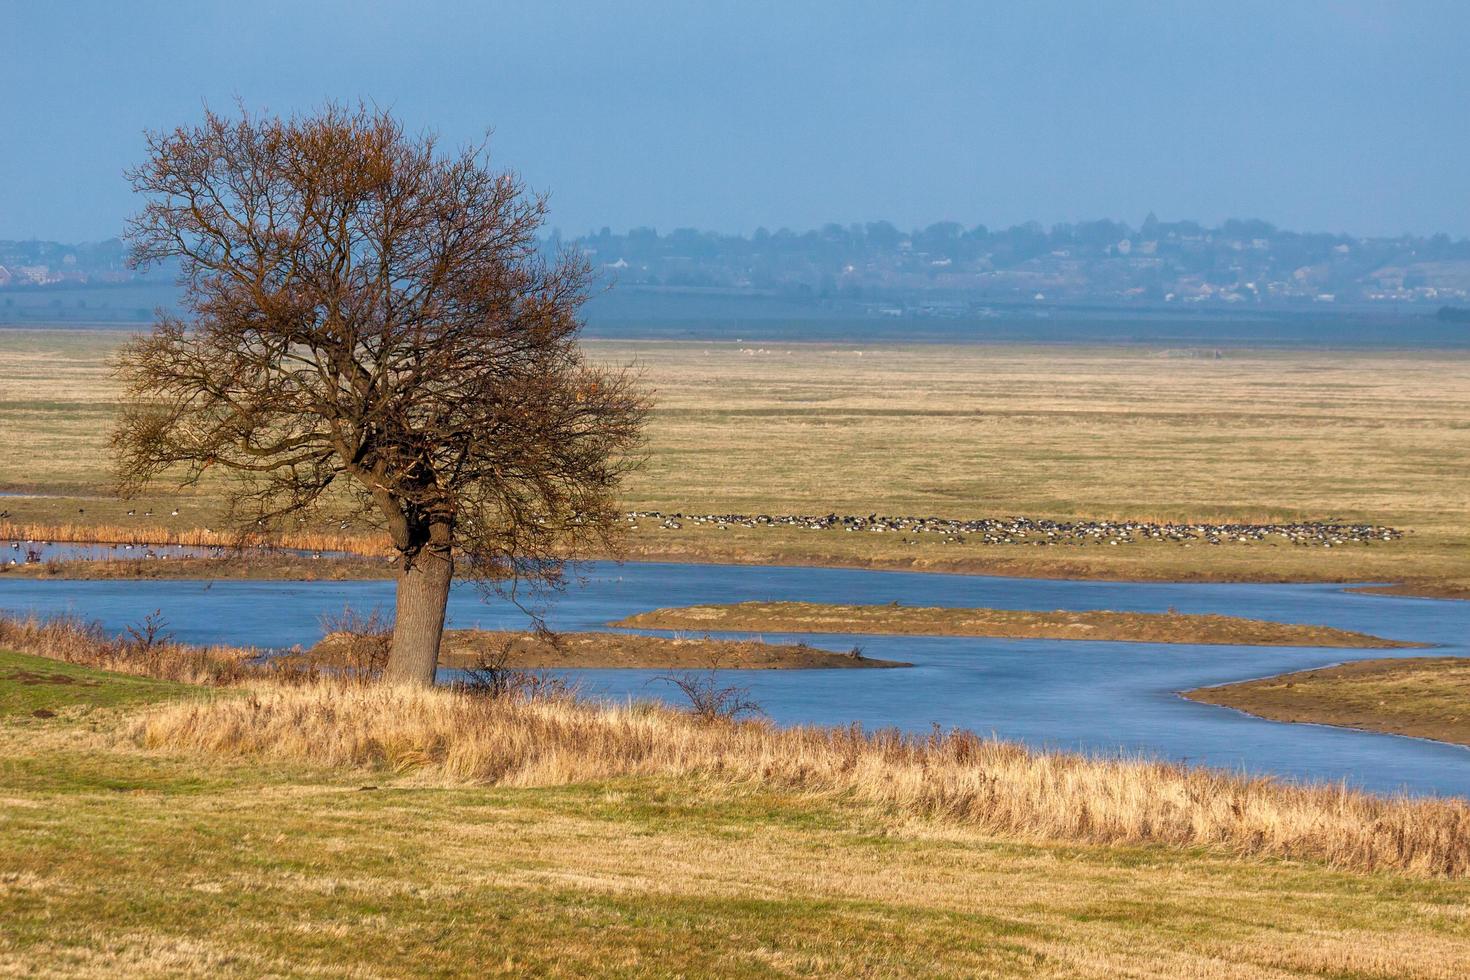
[5,635,1470,973]
[0,552,397,581]
[5,701,1469,977]
[0,613,261,686]
[619,341,1470,523]
[131,679,1470,878]
[3,330,1468,589]
[615,601,1422,648]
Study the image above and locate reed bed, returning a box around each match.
[0,612,263,685]
[131,679,1470,878]
[0,520,389,556]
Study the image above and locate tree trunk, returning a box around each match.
[384,532,453,686]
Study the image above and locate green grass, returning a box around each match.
[2,660,1469,976]
[0,648,190,718]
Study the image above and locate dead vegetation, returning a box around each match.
[6,609,1469,877]
[0,612,259,686]
[6,338,1470,593]
[128,678,1470,877]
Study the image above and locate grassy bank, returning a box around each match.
[4,332,1469,594]
[1187,658,1470,747]
[4,645,1470,975]
[133,679,1470,876]
[0,647,189,718]
[615,601,1422,648]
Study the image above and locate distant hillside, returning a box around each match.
[567,217,1470,313]
[5,217,1470,325]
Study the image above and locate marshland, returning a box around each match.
[4,323,1470,973]
[5,322,1470,978]
[5,5,1470,973]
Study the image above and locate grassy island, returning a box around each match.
[311,628,910,670]
[613,601,1422,648]
[1187,657,1470,746]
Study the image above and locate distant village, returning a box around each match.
[6,215,1470,316]
[570,216,1470,313]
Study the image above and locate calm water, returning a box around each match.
[1,541,347,564]
[0,561,1465,797]
[3,541,225,563]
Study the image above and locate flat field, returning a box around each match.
[2,328,1468,590]
[3,649,1469,977]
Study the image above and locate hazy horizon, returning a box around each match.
[3,1,1468,241]
[5,213,1470,250]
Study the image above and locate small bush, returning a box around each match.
[316,605,393,681]
[124,609,173,655]
[451,635,573,702]
[654,660,763,722]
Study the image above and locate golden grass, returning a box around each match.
[0,613,260,686]
[5,633,1470,973]
[3,330,1468,589]
[131,679,1470,878]
[615,601,1422,648]
[5,715,1468,977]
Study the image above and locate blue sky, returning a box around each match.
[2,0,1467,241]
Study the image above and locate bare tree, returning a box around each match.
[114,104,648,685]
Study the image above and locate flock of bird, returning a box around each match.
[0,505,1404,563]
[623,511,1402,547]
[4,540,227,565]
[2,541,333,566]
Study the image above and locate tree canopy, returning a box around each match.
[114,104,648,683]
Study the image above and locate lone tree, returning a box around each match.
[114,105,648,685]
